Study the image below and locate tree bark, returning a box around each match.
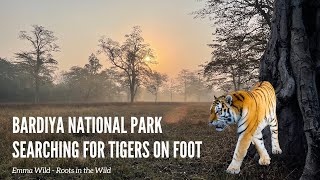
[35,52,40,103]
[260,0,320,179]
[35,75,39,103]
[130,84,135,103]
[129,68,136,103]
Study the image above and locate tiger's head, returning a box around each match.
[209,95,241,131]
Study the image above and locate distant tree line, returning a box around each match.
[0,25,213,103]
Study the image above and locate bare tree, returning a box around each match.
[260,0,320,179]
[146,71,168,102]
[176,69,204,102]
[168,79,177,102]
[83,53,102,100]
[15,25,59,103]
[98,26,155,103]
[177,69,192,102]
[85,53,102,75]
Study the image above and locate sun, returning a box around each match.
[145,56,151,62]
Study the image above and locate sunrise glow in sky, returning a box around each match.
[0,0,213,77]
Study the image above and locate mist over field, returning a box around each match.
[0,0,253,104]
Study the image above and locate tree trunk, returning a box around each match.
[130,72,136,103]
[34,52,40,103]
[35,55,40,103]
[184,81,187,102]
[130,85,135,103]
[260,0,320,179]
[35,75,39,103]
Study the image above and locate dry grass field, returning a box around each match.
[0,103,303,179]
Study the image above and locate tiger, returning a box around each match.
[208,81,282,174]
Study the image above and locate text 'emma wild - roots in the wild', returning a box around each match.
[11,116,202,159]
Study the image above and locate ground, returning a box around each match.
[0,102,303,179]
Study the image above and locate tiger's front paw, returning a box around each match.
[272,147,282,154]
[259,156,271,166]
[226,164,240,174]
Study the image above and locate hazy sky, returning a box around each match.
[0,0,213,77]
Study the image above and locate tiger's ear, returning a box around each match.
[226,95,232,105]
[214,95,217,100]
